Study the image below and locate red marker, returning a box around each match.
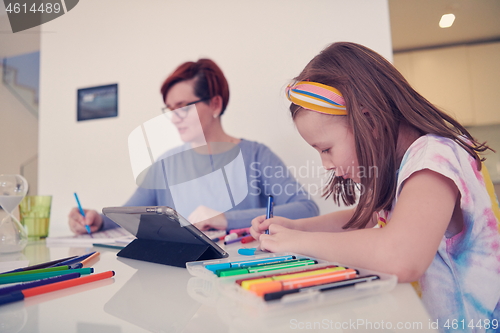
[229,227,251,236]
[241,235,255,244]
[0,271,115,306]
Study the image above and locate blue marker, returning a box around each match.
[238,248,268,256]
[265,195,274,235]
[49,251,97,267]
[74,192,91,235]
[204,255,295,272]
[0,272,81,296]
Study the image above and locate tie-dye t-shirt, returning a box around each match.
[389,134,500,332]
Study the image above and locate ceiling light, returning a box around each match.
[439,14,455,28]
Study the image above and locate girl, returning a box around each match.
[251,42,500,331]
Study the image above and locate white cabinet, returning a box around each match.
[468,43,500,125]
[393,42,500,126]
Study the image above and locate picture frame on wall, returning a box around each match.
[77,84,118,121]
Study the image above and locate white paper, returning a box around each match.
[46,228,135,247]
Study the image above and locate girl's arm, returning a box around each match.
[293,208,379,232]
[251,206,377,238]
[289,208,358,232]
[260,169,458,283]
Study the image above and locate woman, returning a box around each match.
[69,59,318,234]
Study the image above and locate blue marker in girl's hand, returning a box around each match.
[265,195,274,235]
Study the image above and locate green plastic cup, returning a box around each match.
[19,195,52,239]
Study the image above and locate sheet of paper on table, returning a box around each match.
[46,228,136,247]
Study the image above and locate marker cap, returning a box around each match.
[242,277,273,290]
[0,291,24,305]
[237,248,257,256]
[224,233,238,242]
[205,263,231,272]
[218,268,249,277]
[241,236,255,244]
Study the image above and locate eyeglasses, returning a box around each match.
[161,98,208,119]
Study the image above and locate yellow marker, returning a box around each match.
[242,266,346,290]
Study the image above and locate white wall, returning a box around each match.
[393,41,500,187]
[393,42,500,126]
[39,0,393,235]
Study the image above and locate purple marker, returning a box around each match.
[49,251,96,267]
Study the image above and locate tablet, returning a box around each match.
[102,206,228,266]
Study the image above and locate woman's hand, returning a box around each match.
[189,206,228,230]
[258,224,305,253]
[68,207,103,234]
[250,215,294,240]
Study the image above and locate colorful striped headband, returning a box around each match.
[286,81,347,115]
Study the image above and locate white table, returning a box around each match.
[0,240,437,333]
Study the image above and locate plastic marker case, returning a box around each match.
[186,252,397,315]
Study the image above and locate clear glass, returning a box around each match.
[0,174,28,253]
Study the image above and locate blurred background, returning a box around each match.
[1,0,499,235]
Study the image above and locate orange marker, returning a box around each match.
[242,266,346,290]
[23,270,115,297]
[249,268,357,296]
[0,271,115,306]
[236,264,341,285]
[80,252,100,267]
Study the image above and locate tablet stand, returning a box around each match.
[104,208,227,267]
[117,238,224,268]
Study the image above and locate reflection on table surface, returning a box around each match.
[104,257,202,332]
[0,240,436,333]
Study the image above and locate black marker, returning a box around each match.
[263,275,380,301]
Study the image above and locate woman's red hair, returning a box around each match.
[160,59,230,115]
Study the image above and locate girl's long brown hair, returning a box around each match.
[290,42,491,229]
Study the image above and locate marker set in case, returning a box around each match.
[186,252,397,314]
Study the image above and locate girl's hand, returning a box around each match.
[259,224,304,253]
[250,215,293,240]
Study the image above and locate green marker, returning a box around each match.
[250,259,317,273]
[217,259,317,277]
[217,259,306,277]
[92,243,126,250]
[0,268,94,285]
[0,265,74,278]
